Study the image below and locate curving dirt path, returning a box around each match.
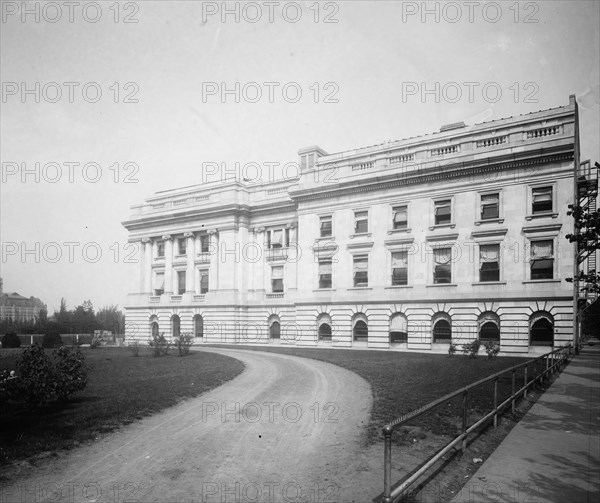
[1,348,377,503]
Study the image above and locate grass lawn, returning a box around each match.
[0,346,244,466]
[205,345,528,444]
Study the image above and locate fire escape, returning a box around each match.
[576,160,599,303]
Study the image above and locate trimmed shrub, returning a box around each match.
[1,332,21,348]
[462,339,481,358]
[16,344,57,407]
[448,343,459,357]
[148,332,170,357]
[128,340,141,357]
[42,332,63,348]
[174,333,193,356]
[53,345,88,401]
[90,334,102,349]
[483,341,501,359]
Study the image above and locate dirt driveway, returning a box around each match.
[1,347,377,503]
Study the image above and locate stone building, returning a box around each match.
[0,278,46,324]
[122,96,584,355]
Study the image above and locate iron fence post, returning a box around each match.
[524,365,528,398]
[462,390,468,453]
[493,377,498,427]
[511,369,516,415]
[382,426,393,503]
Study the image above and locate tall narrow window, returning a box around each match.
[271,266,284,292]
[171,315,180,339]
[177,270,186,294]
[353,255,368,287]
[532,187,552,214]
[354,211,368,234]
[391,251,408,286]
[178,237,187,255]
[319,259,332,289]
[479,244,500,282]
[320,215,332,237]
[199,270,209,294]
[434,200,451,225]
[157,241,165,258]
[200,235,210,253]
[194,314,203,338]
[480,193,499,220]
[530,240,554,279]
[269,229,284,249]
[433,247,452,284]
[153,272,165,295]
[392,206,408,230]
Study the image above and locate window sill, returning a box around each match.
[385,285,413,289]
[348,287,373,290]
[474,218,504,226]
[525,212,558,221]
[387,228,411,235]
[429,223,455,231]
[315,236,335,242]
[472,281,506,286]
[350,232,372,239]
[522,279,561,284]
[313,288,336,292]
[426,283,457,287]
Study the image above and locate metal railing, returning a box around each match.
[381,344,572,503]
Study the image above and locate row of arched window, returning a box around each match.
[149,311,555,346]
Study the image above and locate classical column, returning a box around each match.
[287,222,298,292]
[184,232,195,293]
[255,227,266,292]
[208,229,219,291]
[163,235,173,295]
[142,238,152,293]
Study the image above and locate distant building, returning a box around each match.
[122,95,592,355]
[0,278,46,323]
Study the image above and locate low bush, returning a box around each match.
[174,333,194,356]
[128,340,141,357]
[53,346,88,401]
[462,339,481,358]
[148,332,170,357]
[483,341,501,359]
[90,334,102,349]
[16,344,58,407]
[42,332,63,348]
[1,332,21,349]
[448,343,459,357]
[13,343,89,408]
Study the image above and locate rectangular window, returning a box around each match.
[200,235,210,253]
[531,240,554,279]
[318,259,332,289]
[532,187,553,214]
[481,193,499,220]
[200,270,209,293]
[391,251,408,286]
[153,272,164,295]
[157,241,165,258]
[434,200,452,225]
[353,255,368,287]
[267,229,285,249]
[178,238,187,255]
[479,244,500,282]
[433,247,452,284]
[392,206,408,230]
[271,266,284,292]
[177,270,186,294]
[354,211,368,234]
[320,216,332,237]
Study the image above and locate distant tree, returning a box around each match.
[96,305,125,334]
[35,308,48,333]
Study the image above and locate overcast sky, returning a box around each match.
[1,0,599,314]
